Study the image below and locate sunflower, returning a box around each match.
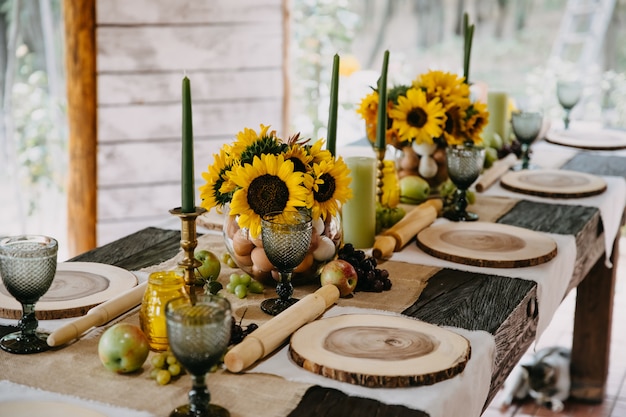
[283,143,312,174]
[199,148,235,211]
[310,157,352,221]
[389,88,446,144]
[356,90,400,147]
[230,124,285,165]
[306,139,333,165]
[227,153,310,238]
[462,101,489,145]
[415,70,470,106]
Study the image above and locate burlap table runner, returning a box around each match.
[1,229,446,417]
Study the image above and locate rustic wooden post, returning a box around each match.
[64,0,97,256]
[570,235,619,402]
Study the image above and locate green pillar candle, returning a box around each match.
[375,50,389,151]
[181,76,195,213]
[485,91,509,144]
[327,54,340,157]
[342,156,376,249]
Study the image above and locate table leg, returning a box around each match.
[570,236,619,402]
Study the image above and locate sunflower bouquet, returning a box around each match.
[357,70,489,186]
[199,124,352,283]
[357,70,489,149]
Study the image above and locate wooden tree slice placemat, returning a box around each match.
[289,314,471,388]
[545,128,626,150]
[0,262,137,320]
[416,222,557,268]
[500,169,607,198]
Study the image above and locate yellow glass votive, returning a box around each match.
[342,156,376,249]
[139,271,185,351]
[485,91,509,143]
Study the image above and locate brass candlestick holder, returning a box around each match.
[375,147,386,204]
[169,206,207,303]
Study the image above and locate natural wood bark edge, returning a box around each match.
[289,344,471,389]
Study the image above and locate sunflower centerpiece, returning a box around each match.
[357,69,489,186]
[200,124,352,285]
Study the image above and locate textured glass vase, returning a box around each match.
[222,205,341,286]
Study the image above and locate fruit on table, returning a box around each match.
[98,323,150,374]
[338,243,392,293]
[224,272,264,299]
[320,259,358,297]
[194,249,221,282]
[375,203,406,234]
[399,175,431,204]
[149,350,184,385]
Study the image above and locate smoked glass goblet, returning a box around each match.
[556,80,582,130]
[166,294,232,417]
[444,146,485,222]
[0,235,58,354]
[260,210,313,316]
[511,111,543,171]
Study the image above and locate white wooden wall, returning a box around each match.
[95,0,287,245]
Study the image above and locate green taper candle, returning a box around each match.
[181,76,195,213]
[375,50,389,151]
[327,54,340,157]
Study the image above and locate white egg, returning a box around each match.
[312,217,325,235]
[418,155,438,178]
[313,236,336,261]
[412,142,438,156]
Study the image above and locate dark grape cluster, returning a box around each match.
[229,317,258,345]
[338,243,392,293]
[497,140,523,159]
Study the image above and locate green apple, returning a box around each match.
[194,249,221,282]
[98,323,150,374]
[399,175,430,204]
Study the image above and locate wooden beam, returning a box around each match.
[64,0,97,256]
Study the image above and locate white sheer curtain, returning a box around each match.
[0,0,68,259]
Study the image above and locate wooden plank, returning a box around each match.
[64,0,97,257]
[98,100,283,141]
[98,184,180,221]
[98,139,223,186]
[97,25,282,72]
[570,231,619,402]
[71,227,182,270]
[97,69,283,105]
[97,0,282,25]
[96,218,174,248]
[562,153,626,178]
[288,386,429,417]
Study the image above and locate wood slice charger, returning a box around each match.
[499,169,606,199]
[289,314,471,388]
[545,128,626,150]
[0,262,137,320]
[416,222,557,268]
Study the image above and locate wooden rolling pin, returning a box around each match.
[372,199,442,259]
[475,153,518,192]
[224,284,340,373]
[47,281,148,347]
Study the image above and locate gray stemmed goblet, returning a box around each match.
[444,145,485,222]
[556,80,582,130]
[260,210,312,316]
[0,235,58,354]
[511,111,543,171]
[166,294,232,417]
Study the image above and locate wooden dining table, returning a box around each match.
[1,139,625,417]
